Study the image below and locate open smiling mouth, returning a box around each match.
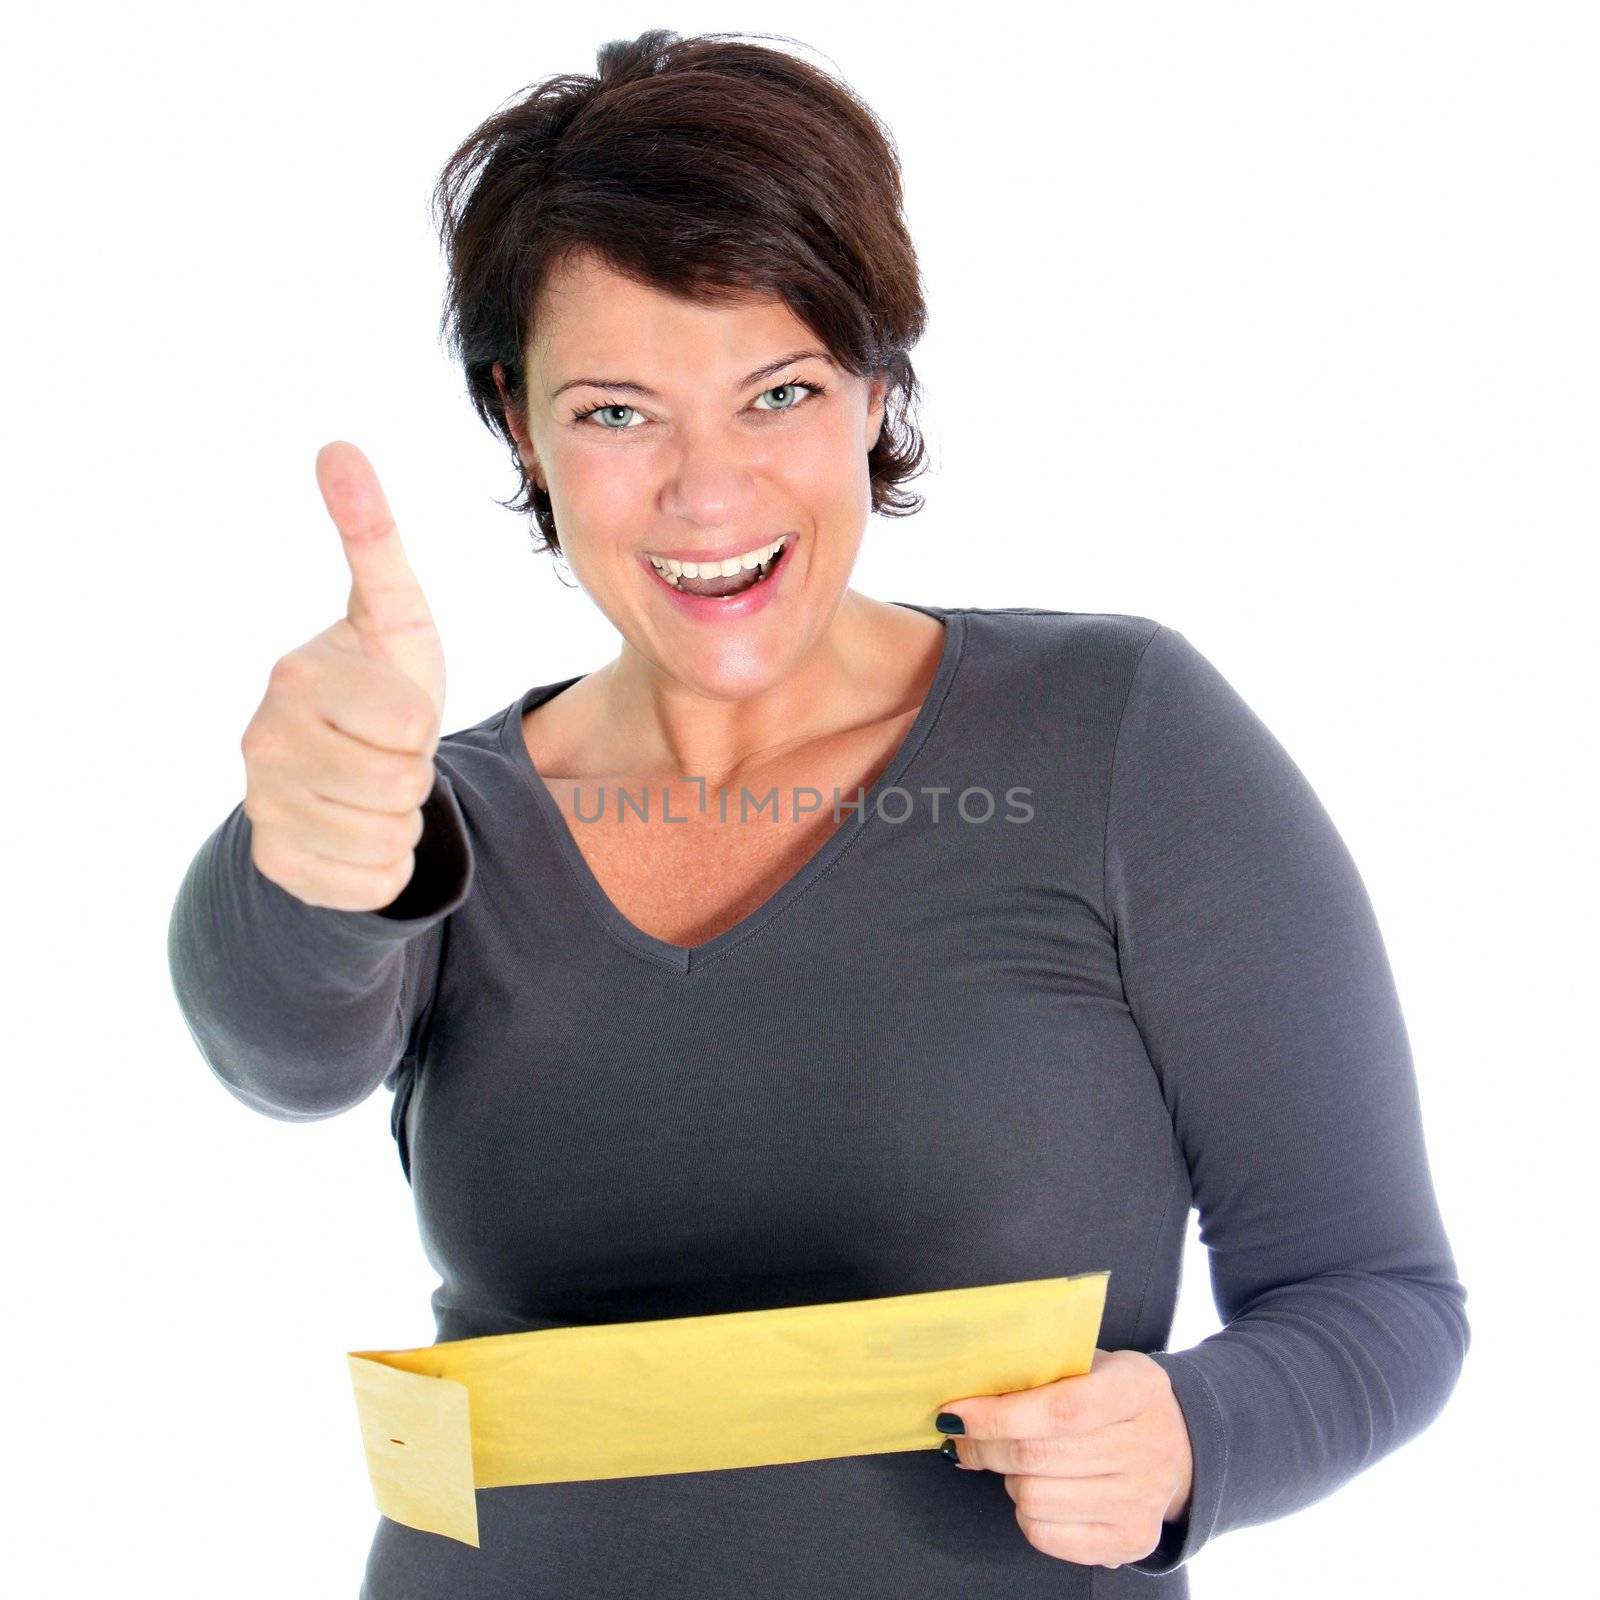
[645,534,792,599]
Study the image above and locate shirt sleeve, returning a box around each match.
[166,763,475,1122]
[1102,623,1471,1576]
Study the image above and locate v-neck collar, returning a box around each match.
[496,602,967,974]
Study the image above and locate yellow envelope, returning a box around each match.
[347,1271,1109,1548]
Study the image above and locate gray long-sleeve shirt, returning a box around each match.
[166,603,1470,1598]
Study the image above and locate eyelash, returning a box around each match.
[569,380,829,430]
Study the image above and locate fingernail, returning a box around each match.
[935,1412,966,1435]
[940,1438,962,1465]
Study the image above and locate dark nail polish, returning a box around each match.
[935,1412,965,1435]
[940,1438,961,1464]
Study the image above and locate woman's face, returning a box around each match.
[494,252,888,701]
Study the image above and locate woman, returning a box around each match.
[167,28,1470,1599]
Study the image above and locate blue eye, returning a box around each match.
[570,380,828,430]
[752,381,822,414]
[571,401,644,430]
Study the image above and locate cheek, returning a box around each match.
[766,414,870,503]
[552,437,650,515]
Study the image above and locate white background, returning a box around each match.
[6,3,1594,1593]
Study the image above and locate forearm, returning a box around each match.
[166,772,472,1118]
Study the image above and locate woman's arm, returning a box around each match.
[1103,623,1470,1577]
[166,764,474,1121]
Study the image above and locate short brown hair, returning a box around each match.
[429,29,931,558]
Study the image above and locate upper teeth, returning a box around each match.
[647,535,788,580]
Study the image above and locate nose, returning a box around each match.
[660,424,760,528]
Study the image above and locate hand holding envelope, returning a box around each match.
[347,1271,1110,1548]
[937,1344,1196,1569]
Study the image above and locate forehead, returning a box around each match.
[529,252,821,384]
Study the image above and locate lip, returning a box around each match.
[640,533,793,565]
[637,533,795,622]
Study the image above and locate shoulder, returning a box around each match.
[421,691,532,815]
[1104,621,1318,839]
[950,609,1269,780]
[436,696,515,761]
[961,608,1250,725]
[953,605,1170,703]
[958,604,1163,662]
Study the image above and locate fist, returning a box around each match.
[240,441,447,913]
[937,1347,1194,1570]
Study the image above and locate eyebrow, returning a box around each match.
[548,348,835,403]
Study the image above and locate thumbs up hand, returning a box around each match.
[240,442,449,913]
